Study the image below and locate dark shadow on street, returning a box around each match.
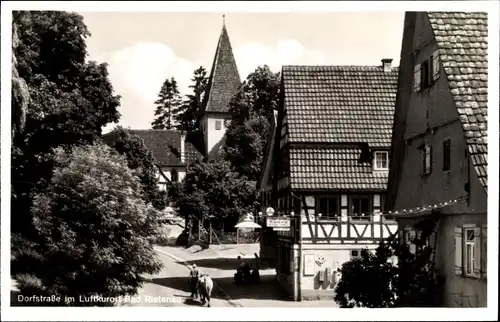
[151,276,191,294]
[181,258,272,271]
[183,297,204,306]
[151,274,292,302]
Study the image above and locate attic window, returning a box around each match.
[414,50,440,92]
[215,120,222,130]
[373,151,389,171]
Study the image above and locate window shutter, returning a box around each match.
[481,225,487,279]
[432,50,440,81]
[454,227,463,275]
[414,64,422,92]
[473,227,481,277]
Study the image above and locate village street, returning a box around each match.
[121,244,338,308]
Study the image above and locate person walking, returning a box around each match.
[189,264,200,298]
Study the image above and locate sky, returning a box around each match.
[80,12,405,133]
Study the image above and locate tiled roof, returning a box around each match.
[427,12,488,191]
[202,24,241,113]
[105,130,203,166]
[289,148,388,191]
[282,65,398,148]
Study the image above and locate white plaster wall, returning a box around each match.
[157,167,186,183]
[206,117,227,154]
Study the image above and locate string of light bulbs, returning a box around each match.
[246,195,468,220]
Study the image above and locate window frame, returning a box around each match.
[421,59,431,90]
[349,195,372,220]
[316,195,340,219]
[215,120,222,130]
[373,151,389,171]
[464,228,475,277]
[442,138,451,172]
[413,50,440,93]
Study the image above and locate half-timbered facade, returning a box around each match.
[386,12,488,307]
[259,61,399,300]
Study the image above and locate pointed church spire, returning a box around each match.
[202,16,241,113]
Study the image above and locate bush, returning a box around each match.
[13,143,163,306]
[334,217,443,308]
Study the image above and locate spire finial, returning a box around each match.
[223,14,225,26]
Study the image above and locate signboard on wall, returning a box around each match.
[273,227,290,231]
[267,218,291,228]
[304,254,315,276]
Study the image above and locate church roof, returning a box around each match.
[202,20,241,113]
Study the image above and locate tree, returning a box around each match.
[11,21,29,139]
[11,11,121,275]
[334,217,444,308]
[151,77,182,130]
[175,159,259,232]
[14,143,163,306]
[105,126,168,210]
[224,65,280,181]
[174,66,208,133]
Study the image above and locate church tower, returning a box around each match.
[199,15,241,158]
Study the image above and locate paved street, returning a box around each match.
[121,246,338,308]
[120,251,236,307]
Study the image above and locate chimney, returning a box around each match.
[180,133,186,164]
[382,58,393,72]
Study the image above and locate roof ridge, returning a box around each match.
[283,64,399,69]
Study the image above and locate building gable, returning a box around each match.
[427,12,488,191]
[279,64,398,191]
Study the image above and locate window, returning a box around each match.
[374,151,389,170]
[413,50,440,93]
[170,169,179,183]
[215,120,222,130]
[464,229,475,276]
[421,59,431,89]
[422,144,432,175]
[454,225,485,279]
[350,195,371,220]
[442,138,451,171]
[317,196,339,219]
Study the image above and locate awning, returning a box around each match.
[234,221,262,229]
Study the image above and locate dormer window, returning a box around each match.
[373,151,389,171]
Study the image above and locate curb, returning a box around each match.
[154,247,242,308]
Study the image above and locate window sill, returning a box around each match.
[463,273,480,280]
[373,168,389,172]
[421,172,431,178]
